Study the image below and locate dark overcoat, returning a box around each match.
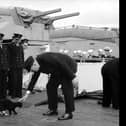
[7,42,24,98]
[101,58,119,108]
[0,42,10,99]
[27,52,77,91]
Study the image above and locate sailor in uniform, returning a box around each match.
[0,33,10,116]
[8,33,24,99]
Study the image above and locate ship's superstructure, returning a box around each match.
[0,7,79,42]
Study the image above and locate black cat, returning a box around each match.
[0,98,23,115]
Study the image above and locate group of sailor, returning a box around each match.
[0,33,28,116]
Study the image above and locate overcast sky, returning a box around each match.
[0,0,119,28]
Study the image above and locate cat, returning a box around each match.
[0,98,23,115]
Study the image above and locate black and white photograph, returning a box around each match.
[0,0,119,126]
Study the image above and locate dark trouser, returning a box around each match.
[0,70,8,99]
[102,73,112,106]
[110,76,119,108]
[102,71,119,108]
[8,68,23,98]
[46,75,75,113]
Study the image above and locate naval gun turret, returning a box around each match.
[14,7,62,26]
[0,7,62,27]
[0,7,80,41]
[43,12,80,29]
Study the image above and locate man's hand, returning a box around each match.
[72,76,79,97]
[23,69,28,75]
[72,76,79,89]
[18,90,31,102]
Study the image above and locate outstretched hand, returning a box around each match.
[18,94,28,102]
[18,91,30,102]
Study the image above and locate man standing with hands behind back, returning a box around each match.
[0,33,10,116]
[8,33,24,99]
[19,52,78,120]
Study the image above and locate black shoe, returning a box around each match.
[58,113,73,120]
[102,104,110,108]
[112,105,119,110]
[43,110,58,116]
[97,101,110,108]
[97,100,103,105]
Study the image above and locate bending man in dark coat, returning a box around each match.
[19,52,78,120]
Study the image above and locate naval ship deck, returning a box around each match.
[0,89,119,126]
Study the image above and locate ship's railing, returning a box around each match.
[54,25,118,31]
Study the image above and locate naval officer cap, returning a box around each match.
[20,38,29,44]
[12,33,23,38]
[104,46,111,51]
[0,33,4,38]
[22,38,29,42]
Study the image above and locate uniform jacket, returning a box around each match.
[0,42,9,70]
[8,43,24,69]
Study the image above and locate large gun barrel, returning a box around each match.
[0,7,61,17]
[49,12,80,21]
[34,8,62,18]
[10,7,62,25]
